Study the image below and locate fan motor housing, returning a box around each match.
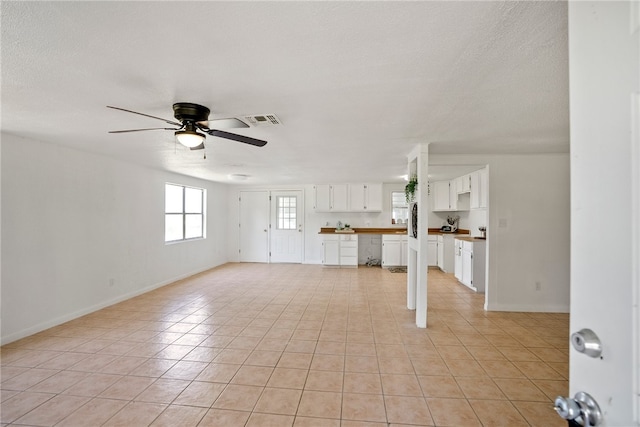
[173,102,210,122]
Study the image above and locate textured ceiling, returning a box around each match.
[1,1,569,184]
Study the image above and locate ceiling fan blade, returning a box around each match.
[189,143,205,151]
[107,106,183,127]
[206,129,267,147]
[197,118,249,130]
[109,127,180,133]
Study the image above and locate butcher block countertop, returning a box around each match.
[318,227,408,234]
[318,227,472,235]
[453,236,486,242]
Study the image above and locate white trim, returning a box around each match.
[485,302,570,314]
[631,91,640,424]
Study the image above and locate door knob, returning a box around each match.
[554,392,602,426]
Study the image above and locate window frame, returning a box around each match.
[164,183,206,243]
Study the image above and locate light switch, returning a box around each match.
[498,218,508,228]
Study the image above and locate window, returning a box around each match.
[276,196,297,230]
[391,191,408,224]
[165,183,205,242]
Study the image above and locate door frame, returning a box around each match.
[270,190,304,263]
[237,188,305,264]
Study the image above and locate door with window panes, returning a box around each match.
[269,191,303,263]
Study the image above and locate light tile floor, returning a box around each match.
[1,264,569,426]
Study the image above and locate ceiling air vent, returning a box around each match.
[244,114,282,126]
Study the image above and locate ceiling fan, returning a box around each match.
[107,102,267,150]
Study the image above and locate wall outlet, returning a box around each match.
[109,278,115,287]
[535,281,541,291]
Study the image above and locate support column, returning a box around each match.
[406,143,429,328]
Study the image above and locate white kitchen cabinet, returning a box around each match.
[461,241,473,287]
[314,184,349,212]
[439,234,456,273]
[470,168,488,209]
[427,235,438,266]
[322,235,340,265]
[433,180,467,211]
[454,238,486,292]
[339,234,358,267]
[433,181,452,211]
[454,239,463,281]
[456,174,471,194]
[322,234,358,267]
[349,183,383,212]
[315,183,382,212]
[382,234,407,267]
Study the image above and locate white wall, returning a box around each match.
[430,153,570,313]
[225,183,406,264]
[1,134,230,344]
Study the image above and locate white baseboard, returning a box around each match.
[1,264,222,346]
[485,302,570,313]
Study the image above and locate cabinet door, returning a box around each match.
[427,240,438,266]
[433,181,451,211]
[437,236,444,269]
[349,184,366,211]
[470,171,481,209]
[323,236,340,265]
[454,240,463,280]
[462,244,473,286]
[382,239,402,266]
[449,180,457,210]
[331,184,349,211]
[314,185,331,211]
[365,183,383,211]
[479,168,487,208]
[400,236,408,266]
[464,174,472,193]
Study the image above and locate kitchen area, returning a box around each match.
[315,165,488,292]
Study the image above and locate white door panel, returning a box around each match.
[270,191,303,263]
[239,191,269,263]
[568,2,639,425]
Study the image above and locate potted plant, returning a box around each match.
[405,175,418,203]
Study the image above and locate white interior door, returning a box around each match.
[239,191,269,263]
[568,2,639,425]
[270,190,303,263]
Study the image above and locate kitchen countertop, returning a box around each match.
[318,227,473,235]
[427,228,470,236]
[318,227,408,234]
[453,236,486,242]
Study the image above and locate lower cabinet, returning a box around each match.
[427,235,438,266]
[322,234,358,267]
[382,234,408,267]
[454,238,486,292]
[437,235,444,270]
[454,239,463,281]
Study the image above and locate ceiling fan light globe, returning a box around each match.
[175,130,205,148]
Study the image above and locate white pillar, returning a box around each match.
[407,143,429,328]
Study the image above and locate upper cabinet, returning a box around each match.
[432,167,486,212]
[314,183,382,212]
[433,180,462,211]
[470,168,487,209]
[456,174,471,194]
[314,184,348,212]
[433,181,452,211]
[349,183,383,212]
